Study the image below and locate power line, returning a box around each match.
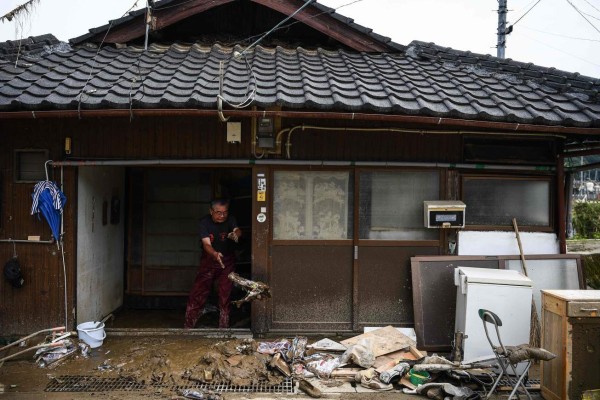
[242,0,368,44]
[522,24,600,42]
[581,0,600,15]
[511,0,543,27]
[583,10,600,21]
[238,0,316,56]
[517,30,600,68]
[566,0,600,36]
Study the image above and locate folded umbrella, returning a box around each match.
[31,181,67,241]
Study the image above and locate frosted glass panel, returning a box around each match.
[274,171,352,239]
[505,258,581,320]
[359,171,439,240]
[464,178,550,226]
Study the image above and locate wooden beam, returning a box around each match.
[91,0,234,43]
[251,0,390,52]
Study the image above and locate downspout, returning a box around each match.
[557,154,567,253]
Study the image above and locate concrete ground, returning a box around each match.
[0,333,542,400]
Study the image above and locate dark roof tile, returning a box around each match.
[1,37,600,127]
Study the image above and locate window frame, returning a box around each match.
[461,174,554,232]
[357,168,443,242]
[272,168,354,241]
[13,149,50,183]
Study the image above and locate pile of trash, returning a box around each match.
[251,326,496,399]
[0,327,88,369]
[1,325,511,399]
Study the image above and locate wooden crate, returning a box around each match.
[541,290,600,400]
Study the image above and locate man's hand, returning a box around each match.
[214,251,225,268]
[227,231,239,243]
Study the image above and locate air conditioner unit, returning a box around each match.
[424,200,466,228]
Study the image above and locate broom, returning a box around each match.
[512,218,541,348]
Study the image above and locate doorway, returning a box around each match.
[117,167,252,329]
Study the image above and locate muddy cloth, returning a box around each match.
[339,339,375,368]
[495,344,556,364]
[184,253,235,329]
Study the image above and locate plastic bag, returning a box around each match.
[339,338,375,368]
[257,340,290,355]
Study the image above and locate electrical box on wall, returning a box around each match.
[424,200,466,228]
[226,122,242,143]
[257,117,274,148]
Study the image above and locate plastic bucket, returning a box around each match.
[77,321,106,348]
[408,368,430,385]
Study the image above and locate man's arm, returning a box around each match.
[202,237,223,262]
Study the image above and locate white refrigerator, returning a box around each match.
[454,267,533,367]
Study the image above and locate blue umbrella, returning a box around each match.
[31,181,67,242]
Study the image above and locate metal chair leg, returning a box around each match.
[485,359,508,399]
[507,361,533,400]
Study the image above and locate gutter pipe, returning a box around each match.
[50,158,553,171]
[1,108,599,136]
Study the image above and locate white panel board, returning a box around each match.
[457,231,559,256]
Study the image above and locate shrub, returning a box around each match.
[572,201,600,239]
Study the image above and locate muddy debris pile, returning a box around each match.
[184,339,285,387]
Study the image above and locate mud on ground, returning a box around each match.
[0,336,286,398]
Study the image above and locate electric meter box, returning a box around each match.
[424,200,466,228]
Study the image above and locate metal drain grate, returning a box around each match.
[498,377,540,387]
[46,376,145,392]
[174,377,295,393]
[46,375,294,394]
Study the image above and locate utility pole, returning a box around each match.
[497,0,509,58]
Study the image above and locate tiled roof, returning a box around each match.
[1,38,600,128]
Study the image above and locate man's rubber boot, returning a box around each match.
[218,312,229,329]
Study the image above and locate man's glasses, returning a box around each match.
[212,210,228,216]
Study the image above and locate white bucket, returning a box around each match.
[77,321,106,348]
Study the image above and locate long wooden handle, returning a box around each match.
[512,218,529,277]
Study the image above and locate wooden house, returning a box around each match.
[1,0,599,336]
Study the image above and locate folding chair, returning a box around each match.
[478,309,533,400]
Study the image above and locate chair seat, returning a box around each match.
[494,344,556,364]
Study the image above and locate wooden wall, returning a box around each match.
[0,125,76,336]
[0,115,559,336]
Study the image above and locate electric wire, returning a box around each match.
[76,0,140,118]
[237,0,316,57]
[565,0,600,36]
[218,0,320,115]
[521,25,600,42]
[243,0,368,44]
[511,0,543,27]
[517,30,600,68]
[581,0,600,14]
[583,10,600,21]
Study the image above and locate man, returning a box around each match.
[184,198,242,329]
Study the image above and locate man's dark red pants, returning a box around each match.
[184,254,235,329]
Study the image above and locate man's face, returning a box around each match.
[210,204,229,223]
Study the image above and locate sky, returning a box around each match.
[1,0,600,78]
